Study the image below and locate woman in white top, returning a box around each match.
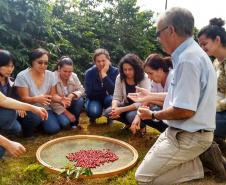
[131,53,173,133]
[51,56,85,129]
[15,48,70,138]
[198,17,226,156]
[105,54,150,136]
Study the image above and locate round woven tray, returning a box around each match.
[36,135,138,178]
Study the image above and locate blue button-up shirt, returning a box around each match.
[163,37,217,132]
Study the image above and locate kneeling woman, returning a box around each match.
[105,54,150,134]
[0,50,21,135]
[51,56,85,129]
[15,48,69,138]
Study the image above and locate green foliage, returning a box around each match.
[23,163,44,173]
[0,0,164,82]
[59,163,93,179]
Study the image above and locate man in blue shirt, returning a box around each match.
[128,7,225,184]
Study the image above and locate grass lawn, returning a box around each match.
[0,112,223,185]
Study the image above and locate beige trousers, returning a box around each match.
[135,127,213,185]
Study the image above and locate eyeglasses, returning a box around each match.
[35,60,49,66]
[156,26,168,37]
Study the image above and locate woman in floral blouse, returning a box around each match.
[198,17,226,156]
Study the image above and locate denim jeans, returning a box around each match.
[56,97,84,127]
[0,107,21,159]
[21,110,60,138]
[214,111,226,137]
[85,95,112,119]
[105,103,146,128]
[141,106,168,133]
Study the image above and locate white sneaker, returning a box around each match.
[71,126,77,129]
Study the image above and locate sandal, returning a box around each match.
[138,127,146,137]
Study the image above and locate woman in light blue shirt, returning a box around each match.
[15,48,69,138]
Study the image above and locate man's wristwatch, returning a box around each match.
[152,111,160,122]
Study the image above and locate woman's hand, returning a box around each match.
[109,107,122,119]
[101,60,111,78]
[17,110,27,118]
[64,110,76,122]
[61,94,71,108]
[31,106,48,120]
[131,114,141,134]
[35,91,52,106]
[137,106,152,120]
[128,86,152,103]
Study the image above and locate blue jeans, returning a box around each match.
[85,95,112,119]
[141,106,168,133]
[21,110,60,138]
[56,98,84,127]
[0,107,21,159]
[105,103,146,128]
[214,111,226,137]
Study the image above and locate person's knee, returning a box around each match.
[104,107,111,119]
[126,111,137,124]
[104,95,113,107]
[86,101,102,118]
[59,119,70,128]
[77,97,84,106]
[135,170,154,184]
[9,120,21,135]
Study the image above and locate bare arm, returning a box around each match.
[0,92,48,120]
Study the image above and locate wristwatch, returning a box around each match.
[152,111,159,122]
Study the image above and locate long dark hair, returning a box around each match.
[144,53,172,72]
[52,56,73,71]
[0,50,16,77]
[118,53,144,84]
[198,18,226,47]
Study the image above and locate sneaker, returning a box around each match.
[200,141,226,183]
[71,126,77,129]
[89,118,96,124]
[107,119,115,125]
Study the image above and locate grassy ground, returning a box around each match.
[0,112,223,185]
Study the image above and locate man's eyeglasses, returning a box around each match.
[156,26,168,37]
[35,60,49,66]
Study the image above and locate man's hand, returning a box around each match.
[128,86,152,103]
[6,141,26,157]
[137,106,152,120]
[131,114,141,134]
